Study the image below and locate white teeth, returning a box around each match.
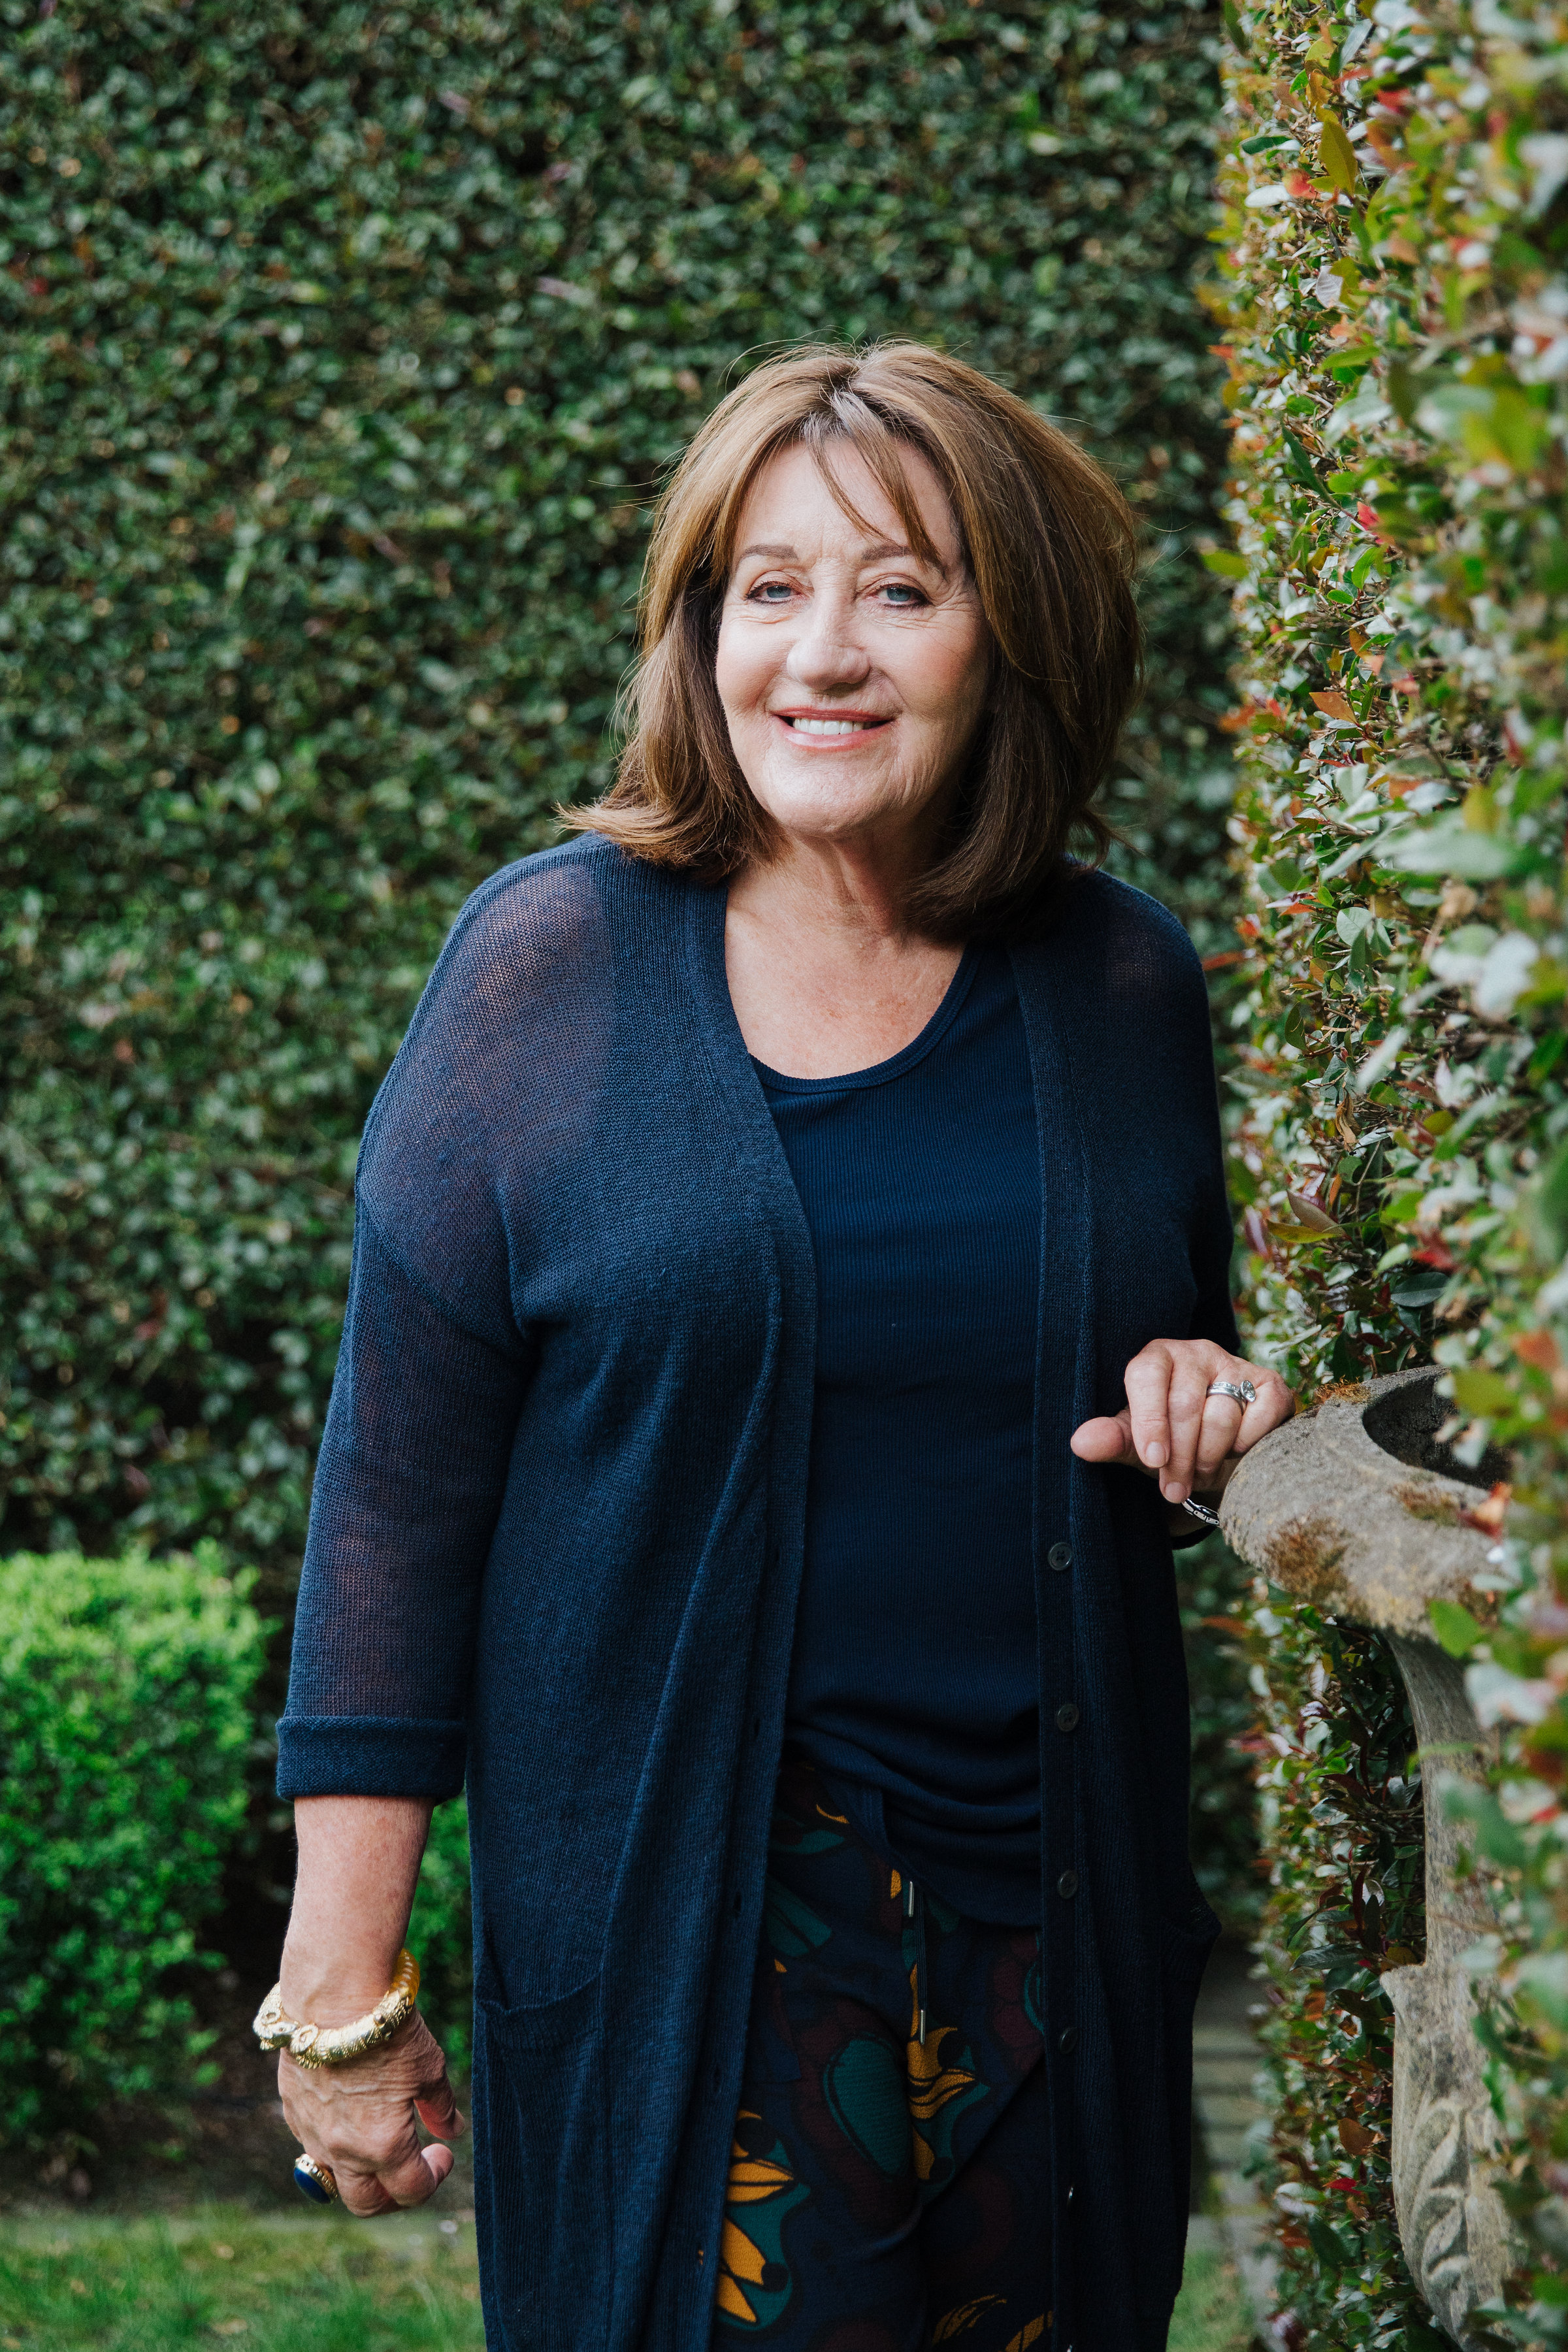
[787,716,874,736]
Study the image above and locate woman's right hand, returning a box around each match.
[277,2010,465,2215]
[276,1795,461,2216]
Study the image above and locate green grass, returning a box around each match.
[1171,2247,1254,2352]
[0,2209,486,2351]
[0,2208,1252,2352]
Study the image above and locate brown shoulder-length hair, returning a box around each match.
[563,341,1142,939]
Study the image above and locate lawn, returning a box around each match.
[1171,2246,1254,2352]
[0,2208,1252,2351]
[0,2210,486,2352]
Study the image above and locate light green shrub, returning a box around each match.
[0,1542,267,2144]
[1212,0,1568,2325]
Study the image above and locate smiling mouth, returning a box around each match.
[776,712,892,737]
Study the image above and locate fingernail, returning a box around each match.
[1163,1480,1186,1503]
[1145,1444,1168,1468]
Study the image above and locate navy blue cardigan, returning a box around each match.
[278,836,1237,2352]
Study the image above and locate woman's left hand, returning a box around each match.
[1069,1339,1295,1511]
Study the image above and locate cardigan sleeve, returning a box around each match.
[1072,872,1241,1560]
[273,862,575,1801]
[1152,896,1243,1543]
[1185,1009,1240,1363]
[1096,872,1239,1358]
[275,1206,532,1798]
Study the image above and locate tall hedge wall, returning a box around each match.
[1,0,1237,1588]
[1213,0,1568,2327]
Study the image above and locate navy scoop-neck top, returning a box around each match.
[754,943,1043,1923]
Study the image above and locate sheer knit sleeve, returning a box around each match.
[275,1208,531,1797]
[1096,873,1239,1360]
[272,858,590,1801]
[1186,1028,1240,1364]
[1094,877,1242,1548]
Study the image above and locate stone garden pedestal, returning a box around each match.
[1218,1367,1512,2349]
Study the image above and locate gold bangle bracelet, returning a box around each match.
[253,1948,421,2069]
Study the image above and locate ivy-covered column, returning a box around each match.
[1211,0,1568,2335]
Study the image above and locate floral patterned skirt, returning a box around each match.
[713,1751,1050,2352]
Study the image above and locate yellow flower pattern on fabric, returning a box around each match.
[715,2112,809,2330]
[719,1756,1048,2337]
[906,1965,987,2183]
[931,2293,1007,2338]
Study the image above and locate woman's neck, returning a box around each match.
[724,841,965,1081]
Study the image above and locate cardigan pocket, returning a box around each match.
[474,1973,611,2352]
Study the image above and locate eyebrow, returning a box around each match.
[736,538,948,574]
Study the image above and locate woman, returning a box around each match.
[270,342,1293,2352]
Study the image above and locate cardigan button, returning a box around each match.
[1047,1541,1072,1571]
[1056,1869,1078,1899]
[1057,2026,1079,2055]
[1054,1701,1080,1733]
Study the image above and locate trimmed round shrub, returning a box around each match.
[0,1542,266,2143]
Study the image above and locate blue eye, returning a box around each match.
[751,581,792,602]
[881,583,924,606]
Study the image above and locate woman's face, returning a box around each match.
[715,440,990,855]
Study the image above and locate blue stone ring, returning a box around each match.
[293,2153,339,2206]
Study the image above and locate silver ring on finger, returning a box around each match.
[1205,1379,1256,1407]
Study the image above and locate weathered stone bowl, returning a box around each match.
[1219,1364,1504,1639]
[1217,1365,1511,2350]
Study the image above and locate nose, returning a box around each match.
[784,585,872,696]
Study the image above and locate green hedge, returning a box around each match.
[0,1543,266,2146]
[0,0,1237,1581]
[1213,0,1568,2324]
[1239,1590,1429,2351]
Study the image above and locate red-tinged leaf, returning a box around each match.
[1458,1481,1511,1535]
[1201,949,1243,970]
[1356,501,1398,543]
[1457,1477,1523,1533]
[1311,689,1355,721]
[1412,1239,1456,1269]
[1515,1329,1561,1372]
